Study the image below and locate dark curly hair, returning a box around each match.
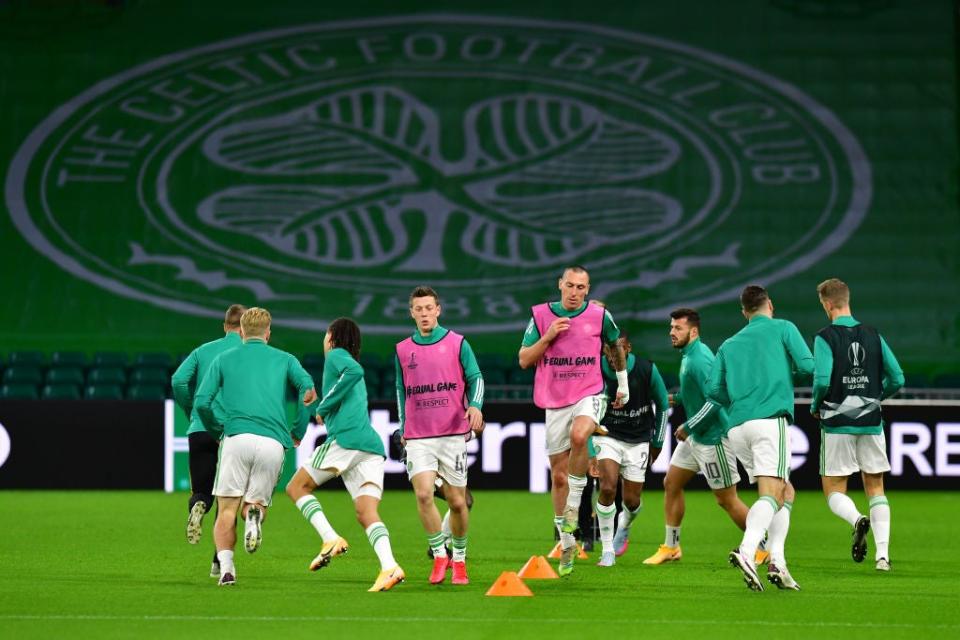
[327,317,361,360]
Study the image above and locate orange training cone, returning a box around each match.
[547,542,589,559]
[518,555,559,579]
[485,571,534,597]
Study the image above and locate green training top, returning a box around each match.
[521,301,620,347]
[171,331,242,436]
[675,338,731,445]
[695,315,814,428]
[315,347,385,456]
[395,325,484,433]
[195,338,314,449]
[811,315,904,435]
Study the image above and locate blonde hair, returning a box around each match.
[240,307,271,337]
[817,278,850,306]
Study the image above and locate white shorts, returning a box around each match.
[214,433,285,506]
[302,439,385,500]
[545,394,608,456]
[670,437,741,490]
[405,434,469,487]
[726,417,791,484]
[593,436,650,483]
[820,431,890,477]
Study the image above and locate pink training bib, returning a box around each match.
[532,303,605,409]
[396,331,470,439]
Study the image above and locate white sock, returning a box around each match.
[295,495,338,542]
[739,496,778,557]
[560,531,577,550]
[216,549,235,575]
[596,502,617,554]
[664,526,681,548]
[440,509,452,543]
[365,522,396,570]
[553,515,564,539]
[869,495,891,560]
[767,501,793,566]
[827,491,862,527]
[619,503,642,532]
[565,474,587,512]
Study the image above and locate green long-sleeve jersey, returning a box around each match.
[195,338,314,449]
[692,315,814,429]
[394,325,484,434]
[171,331,242,435]
[811,315,904,434]
[315,348,384,456]
[676,338,731,445]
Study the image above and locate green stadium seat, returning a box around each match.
[135,352,172,368]
[477,353,510,372]
[359,354,385,376]
[129,367,169,385]
[85,384,124,400]
[3,365,43,385]
[94,351,128,367]
[365,379,380,400]
[932,373,960,389]
[41,383,81,400]
[483,369,508,385]
[0,383,38,399]
[8,351,45,366]
[489,388,510,400]
[508,368,534,385]
[126,384,166,400]
[301,353,325,369]
[903,373,929,388]
[51,351,88,367]
[306,367,324,385]
[45,366,85,386]
[87,367,126,385]
[660,372,680,390]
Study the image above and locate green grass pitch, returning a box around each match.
[1,490,958,639]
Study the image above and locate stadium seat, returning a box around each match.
[477,353,510,372]
[365,379,381,400]
[359,354,385,376]
[41,383,81,400]
[87,367,126,385]
[0,383,38,399]
[126,384,166,400]
[483,369,508,385]
[660,372,680,391]
[903,373,930,388]
[45,366,85,386]
[301,353,325,369]
[134,352,172,368]
[3,365,43,386]
[7,351,45,366]
[51,351,88,367]
[129,367,169,386]
[508,368,534,385]
[93,351,128,367]
[929,373,960,388]
[84,384,124,400]
[306,367,324,385]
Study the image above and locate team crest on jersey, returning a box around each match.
[7,15,870,333]
[407,352,418,370]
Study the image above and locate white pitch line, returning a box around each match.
[0,615,956,629]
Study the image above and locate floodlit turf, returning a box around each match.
[1,490,958,639]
